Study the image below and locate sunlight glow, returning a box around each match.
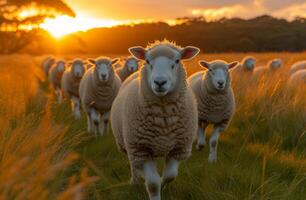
[40,15,123,38]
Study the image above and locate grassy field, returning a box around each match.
[0,53,305,200]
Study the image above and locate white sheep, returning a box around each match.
[232,56,256,74]
[289,61,306,75]
[41,56,55,77]
[48,60,66,103]
[188,60,238,163]
[110,41,200,200]
[287,69,306,87]
[116,56,140,81]
[253,58,283,77]
[79,57,121,137]
[61,58,86,119]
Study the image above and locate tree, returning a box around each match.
[0,0,75,54]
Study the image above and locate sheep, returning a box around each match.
[289,61,306,75]
[110,41,200,200]
[61,58,86,119]
[232,56,256,74]
[188,60,238,163]
[41,56,55,77]
[48,60,66,103]
[287,69,306,87]
[116,56,140,81]
[253,58,283,78]
[79,57,121,137]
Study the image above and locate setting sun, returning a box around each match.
[40,15,123,38]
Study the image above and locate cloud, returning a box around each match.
[66,0,306,21]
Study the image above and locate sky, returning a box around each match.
[65,0,306,21]
[39,0,306,37]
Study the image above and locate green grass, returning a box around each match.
[1,53,305,199]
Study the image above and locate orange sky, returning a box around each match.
[64,0,306,21]
[40,0,306,38]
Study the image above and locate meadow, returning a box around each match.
[0,52,305,200]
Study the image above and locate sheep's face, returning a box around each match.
[269,59,282,70]
[129,45,200,97]
[95,62,112,82]
[88,58,119,82]
[72,62,85,78]
[147,56,179,96]
[56,61,66,73]
[200,60,238,91]
[126,58,139,73]
[244,58,256,71]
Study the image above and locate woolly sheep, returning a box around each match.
[41,56,55,77]
[116,56,140,81]
[287,69,306,87]
[111,41,200,200]
[253,58,283,77]
[61,58,86,119]
[232,56,256,74]
[289,61,306,75]
[79,57,121,137]
[188,60,238,163]
[48,60,66,103]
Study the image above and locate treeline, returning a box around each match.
[29,15,306,54]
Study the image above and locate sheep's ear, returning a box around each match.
[112,58,119,65]
[228,61,239,70]
[199,60,210,70]
[129,46,147,60]
[181,46,200,60]
[88,59,96,65]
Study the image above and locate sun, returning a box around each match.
[40,15,123,38]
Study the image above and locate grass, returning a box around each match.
[0,52,305,199]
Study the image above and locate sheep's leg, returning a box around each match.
[55,88,63,104]
[143,160,161,200]
[196,122,208,151]
[208,126,222,163]
[90,108,100,138]
[86,114,93,133]
[71,96,81,119]
[162,157,179,187]
[129,163,142,184]
[99,111,110,136]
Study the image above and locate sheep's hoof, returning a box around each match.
[196,143,205,151]
[208,154,217,163]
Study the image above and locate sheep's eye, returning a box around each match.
[146,59,150,64]
[175,59,180,64]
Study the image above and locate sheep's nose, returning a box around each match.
[154,78,167,88]
[217,81,224,87]
[101,74,107,79]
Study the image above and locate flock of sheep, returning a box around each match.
[41,41,306,200]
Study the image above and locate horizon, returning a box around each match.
[17,0,306,38]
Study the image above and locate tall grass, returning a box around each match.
[0,55,96,199]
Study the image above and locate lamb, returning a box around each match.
[41,56,55,77]
[110,41,200,200]
[289,61,306,75]
[253,58,283,77]
[79,57,121,137]
[187,60,238,163]
[48,60,66,103]
[116,56,140,81]
[287,69,306,87]
[61,58,86,119]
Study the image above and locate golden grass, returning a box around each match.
[0,55,96,199]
